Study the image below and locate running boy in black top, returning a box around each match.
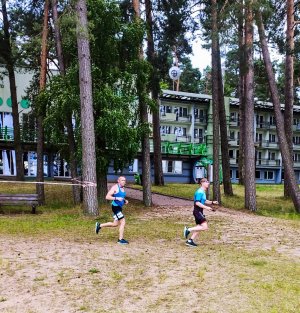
[95,176,129,244]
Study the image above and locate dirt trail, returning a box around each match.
[0,189,299,313]
[125,187,300,258]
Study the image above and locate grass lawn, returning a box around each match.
[0,182,299,313]
[129,183,300,220]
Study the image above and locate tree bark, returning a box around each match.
[145,0,164,186]
[283,0,294,197]
[244,1,256,211]
[51,0,81,204]
[1,0,24,180]
[97,171,107,205]
[256,10,300,213]
[211,0,221,203]
[238,2,246,185]
[133,0,152,206]
[76,0,99,215]
[36,0,50,204]
[217,38,233,196]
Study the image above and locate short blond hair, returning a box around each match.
[199,177,208,184]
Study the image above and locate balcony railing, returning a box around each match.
[194,116,207,123]
[255,140,278,148]
[229,158,281,166]
[256,121,277,129]
[256,158,281,166]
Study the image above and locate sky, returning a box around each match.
[190,40,211,72]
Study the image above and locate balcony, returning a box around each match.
[229,117,239,127]
[160,112,177,122]
[194,137,206,144]
[228,138,239,146]
[256,158,281,166]
[175,135,191,143]
[229,158,238,165]
[293,124,300,132]
[194,115,207,124]
[293,143,300,150]
[256,140,278,148]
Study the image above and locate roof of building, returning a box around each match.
[161,89,300,113]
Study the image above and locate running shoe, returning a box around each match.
[118,239,129,245]
[183,226,190,239]
[95,222,101,234]
[185,239,197,247]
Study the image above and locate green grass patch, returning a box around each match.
[0,183,299,312]
[129,183,300,220]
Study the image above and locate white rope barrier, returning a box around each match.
[0,179,97,188]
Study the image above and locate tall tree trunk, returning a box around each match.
[244,1,256,211]
[284,0,294,197]
[133,0,152,206]
[76,0,99,215]
[97,171,107,205]
[36,0,50,204]
[217,38,233,196]
[211,0,221,203]
[256,10,300,213]
[1,0,24,180]
[238,1,246,185]
[51,0,81,204]
[145,0,164,186]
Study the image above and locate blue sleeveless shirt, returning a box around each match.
[112,184,126,207]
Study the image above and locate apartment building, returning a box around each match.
[1,68,300,184]
[158,90,300,184]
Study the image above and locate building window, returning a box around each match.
[264,171,274,180]
[270,116,276,125]
[229,131,235,140]
[230,112,236,121]
[160,125,171,134]
[236,170,239,179]
[162,160,182,174]
[194,128,203,138]
[268,152,275,160]
[269,134,276,143]
[256,133,263,143]
[293,154,300,162]
[179,107,188,117]
[229,150,234,158]
[128,159,138,173]
[194,108,199,118]
[230,169,233,178]
[255,171,261,179]
[174,127,186,136]
[293,136,300,145]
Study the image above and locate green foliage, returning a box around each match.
[40,0,146,174]
[174,57,202,93]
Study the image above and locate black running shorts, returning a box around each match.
[193,208,207,225]
[112,205,124,221]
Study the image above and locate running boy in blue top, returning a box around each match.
[183,177,218,247]
[95,176,129,245]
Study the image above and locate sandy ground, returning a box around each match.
[0,189,299,313]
